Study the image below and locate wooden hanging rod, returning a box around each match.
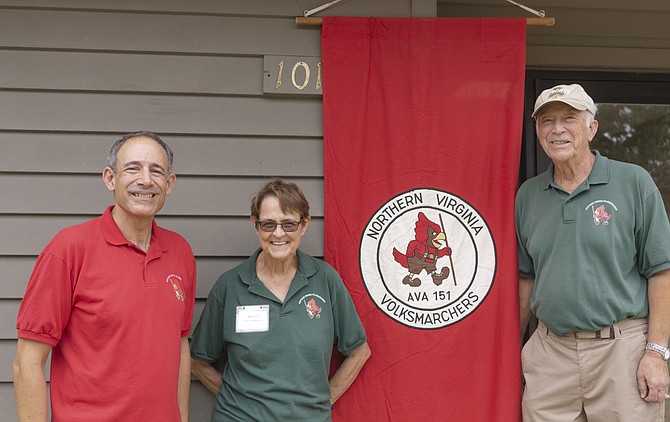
[296,16,555,27]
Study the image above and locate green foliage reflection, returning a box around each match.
[591,104,670,216]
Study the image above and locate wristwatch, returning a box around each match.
[645,342,670,360]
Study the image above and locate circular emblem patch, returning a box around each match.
[359,188,496,329]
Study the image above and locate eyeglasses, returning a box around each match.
[255,219,303,233]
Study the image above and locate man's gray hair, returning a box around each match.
[585,108,597,126]
[107,131,174,174]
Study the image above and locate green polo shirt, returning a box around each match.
[190,248,367,422]
[515,150,670,335]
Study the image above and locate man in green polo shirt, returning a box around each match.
[516,83,670,421]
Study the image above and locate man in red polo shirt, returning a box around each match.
[13,131,196,422]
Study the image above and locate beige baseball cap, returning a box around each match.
[532,84,597,118]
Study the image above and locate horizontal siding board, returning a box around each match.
[0,174,110,214]
[0,0,414,16]
[537,9,669,40]
[0,215,325,256]
[0,382,18,419]
[438,5,670,40]
[164,177,324,216]
[437,0,670,13]
[528,46,670,70]
[167,137,324,178]
[528,34,670,50]
[1,257,34,298]
[0,133,108,173]
[0,301,19,339]
[0,92,323,136]
[0,0,308,14]
[0,10,321,56]
[0,51,263,95]
[0,175,325,216]
[0,341,17,381]
[0,133,324,176]
[194,257,246,298]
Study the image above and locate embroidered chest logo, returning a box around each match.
[299,294,326,319]
[586,200,618,226]
[166,274,185,301]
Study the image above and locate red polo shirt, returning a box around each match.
[17,206,196,422]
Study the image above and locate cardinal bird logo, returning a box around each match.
[592,204,612,225]
[299,294,326,320]
[305,298,322,319]
[166,274,185,302]
[392,212,454,287]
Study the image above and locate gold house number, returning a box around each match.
[291,61,310,90]
[264,56,323,95]
[274,58,322,92]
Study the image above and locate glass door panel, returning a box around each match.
[591,104,670,216]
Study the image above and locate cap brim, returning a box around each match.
[532,99,592,118]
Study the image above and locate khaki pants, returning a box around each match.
[522,319,665,422]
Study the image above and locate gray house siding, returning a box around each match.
[1,0,669,419]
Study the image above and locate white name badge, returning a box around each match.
[235,305,270,333]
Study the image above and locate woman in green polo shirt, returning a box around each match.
[190,177,371,421]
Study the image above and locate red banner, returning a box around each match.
[323,17,526,421]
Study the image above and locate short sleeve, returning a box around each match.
[637,188,670,278]
[330,268,367,356]
[515,185,535,278]
[190,279,226,362]
[16,252,74,346]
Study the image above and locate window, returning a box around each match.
[592,103,670,215]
